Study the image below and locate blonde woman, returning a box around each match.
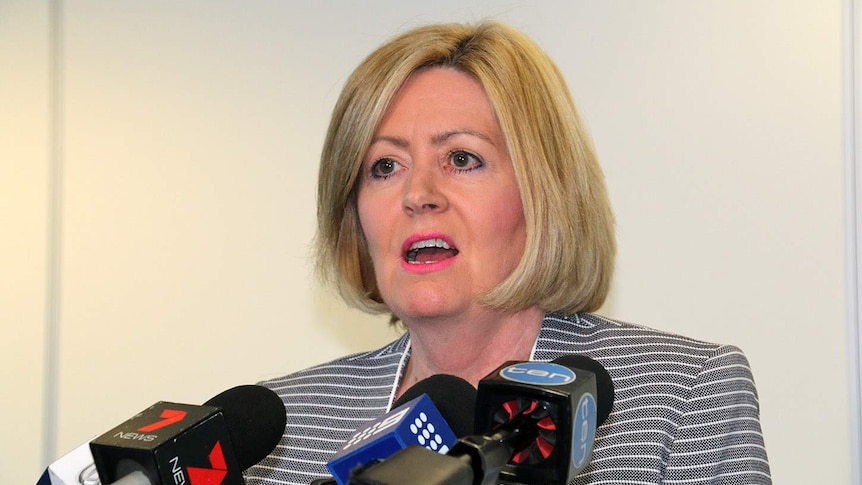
[246,21,770,485]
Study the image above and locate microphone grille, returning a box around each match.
[205,384,286,470]
[393,374,476,437]
[552,354,615,425]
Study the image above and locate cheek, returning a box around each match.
[482,192,527,264]
[357,192,388,260]
[500,185,527,234]
[503,207,527,253]
[356,196,375,248]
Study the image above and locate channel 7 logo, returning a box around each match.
[137,408,188,432]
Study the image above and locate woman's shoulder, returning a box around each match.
[536,312,752,376]
[536,317,769,482]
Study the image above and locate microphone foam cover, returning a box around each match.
[204,384,286,469]
[552,354,615,425]
[393,374,476,438]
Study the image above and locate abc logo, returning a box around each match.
[499,362,576,386]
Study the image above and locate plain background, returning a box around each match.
[1,1,854,484]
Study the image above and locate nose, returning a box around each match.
[402,164,448,215]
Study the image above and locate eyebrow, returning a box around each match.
[370,129,494,148]
[432,129,493,145]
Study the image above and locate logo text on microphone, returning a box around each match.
[342,407,411,450]
[499,362,577,385]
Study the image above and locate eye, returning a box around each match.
[370,157,401,179]
[449,150,484,171]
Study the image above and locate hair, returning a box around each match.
[315,21,615,318]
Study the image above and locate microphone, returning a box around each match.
[461,354,614,484]
[88,384,286,485]
[36,440,100,485]
[392,374,475,438]
[350,355,614,485]
[326,375,476,485]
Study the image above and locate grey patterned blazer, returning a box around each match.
[244,313,771,484]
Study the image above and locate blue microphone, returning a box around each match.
[326,375,476,485]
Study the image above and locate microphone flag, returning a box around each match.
[471,360,600,485]
[327,394,457,485]
[89,401,243,485]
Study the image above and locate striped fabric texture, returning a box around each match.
[244,313,771,484]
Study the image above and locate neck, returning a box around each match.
[396,305,544,399]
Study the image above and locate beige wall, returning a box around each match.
[0,0,51,481]
[1,1,852,484]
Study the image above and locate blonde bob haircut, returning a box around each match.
[315,21,615,317]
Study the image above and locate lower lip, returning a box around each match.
[400,255,457,273]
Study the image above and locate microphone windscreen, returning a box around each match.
[204,384,286,469]
[393,374,476,437]
[552,355,614,425]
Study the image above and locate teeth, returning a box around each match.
[409,238,451,251]
[406,238,457,264]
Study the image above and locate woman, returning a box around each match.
[245,21,770,485]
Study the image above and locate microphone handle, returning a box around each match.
[348,447,473,485]
[110,471,151,485]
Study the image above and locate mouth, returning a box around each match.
[404,237,459,265]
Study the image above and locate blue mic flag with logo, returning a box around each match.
[327,394,457,485]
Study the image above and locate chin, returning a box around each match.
[392,293,464,323]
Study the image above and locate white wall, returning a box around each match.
[0,1,851,484]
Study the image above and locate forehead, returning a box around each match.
[374,67,502,138]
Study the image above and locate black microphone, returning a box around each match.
[325,375,476,485]
[392,374,476,438]
[350,355,614,485]
[466,354,613,485]
[88,384,286,485]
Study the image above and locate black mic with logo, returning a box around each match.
[88,384,286,485]
[349,354,614,485]
[463,354,614,485]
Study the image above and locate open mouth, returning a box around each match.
[405,238,459,264]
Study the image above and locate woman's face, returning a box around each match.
[357,67,526,322]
